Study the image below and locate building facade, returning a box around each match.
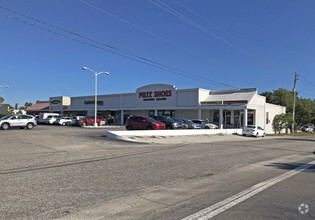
[44,84,285,133]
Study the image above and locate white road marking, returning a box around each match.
[182,159,315,220]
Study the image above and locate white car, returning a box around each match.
[191,119,218,129]
[0,114,37,130]
[44,115,60,125]
[301,125,314,133]
[56,117,72,126]
[242,125,265,137]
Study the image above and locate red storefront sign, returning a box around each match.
[139,90,172,101]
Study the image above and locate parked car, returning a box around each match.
[71,116,85,126]
[301,125,314,133]
[44,115,61,125]
[56,117,72,126]
[172,118,188,129]
[80,115,105,126]
[0,114,37,130]
[34,115,39,122]
[242,125,265,137]
[191,119,218,129]
[152,116,181,129]
[126,116,165,130]
[181,119,202,129]
[38,113,59,124]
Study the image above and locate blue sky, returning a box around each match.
[0,0,315,107]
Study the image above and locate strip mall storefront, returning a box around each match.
[49,84,285,134]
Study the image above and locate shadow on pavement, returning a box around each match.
[276,138,315,142]
[265,162,315,173]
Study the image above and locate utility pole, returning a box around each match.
[292,72,299,134]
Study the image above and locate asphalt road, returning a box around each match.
[0,125,314,220]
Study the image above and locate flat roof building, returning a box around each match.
[42,84,285,134]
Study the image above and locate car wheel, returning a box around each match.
[1,123,10,130]
[262,133,265,137]
[26,123,34,130]
[243,134,246,136]
[205,126,210,129]
[82,122,87,127]
[146,126,153,130]
[126,125,132,130]
[62,122,66,126]
[255,133,259,138]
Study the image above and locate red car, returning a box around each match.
[126,116,165,130]
[80,115,105,126]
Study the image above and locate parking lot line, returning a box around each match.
[181,159,315,220]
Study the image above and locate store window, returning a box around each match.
[234,110,241,128]
[248,111,255,125]
[213,110,219,122]
[149,110,155,117]
[158,110,175,117]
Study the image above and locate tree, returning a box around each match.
[261,88,315,128]
[295,98,315,127]
[6,108,14,115]
[0,96,4,105]
[20,102,33,110]
[273,113,294,134]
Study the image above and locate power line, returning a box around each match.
[173,0,232,37]
[297,90,315,98]
[148,0,253,58]
[78,0,215,63]
[0,7,237,88]
[149,0,297,74]
[299,75,315,91]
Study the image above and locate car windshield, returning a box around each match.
[145,117,157,122]
[246,126,256,129]
[183,119,193,124]
[166,117,175,122]
[173,118,182,122]
[1,115,13,120]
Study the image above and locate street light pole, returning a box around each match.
[82,67,109,127]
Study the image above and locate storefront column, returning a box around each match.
[198,109,201,119]
[243,108,248,127]
[120,110,124,125]
[154,110,158,116]
[231,110,234,127]
[219,109,223,129]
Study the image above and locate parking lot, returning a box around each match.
[1,125,315,219]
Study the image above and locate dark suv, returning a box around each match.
[126,116,165,130]
[152,116,181,129]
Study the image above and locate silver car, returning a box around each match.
[0,114,37,130]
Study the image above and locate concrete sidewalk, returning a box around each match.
[106,131,280,144]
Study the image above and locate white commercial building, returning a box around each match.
[48,84,285,134]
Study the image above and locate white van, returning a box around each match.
[38,113,60,124]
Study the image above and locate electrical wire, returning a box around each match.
[297,90,315,98]
[0,7,237,89]
[173,0,232,37]
[148,0,253,58]
[78,0,215,63]
[299,75,315,91]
